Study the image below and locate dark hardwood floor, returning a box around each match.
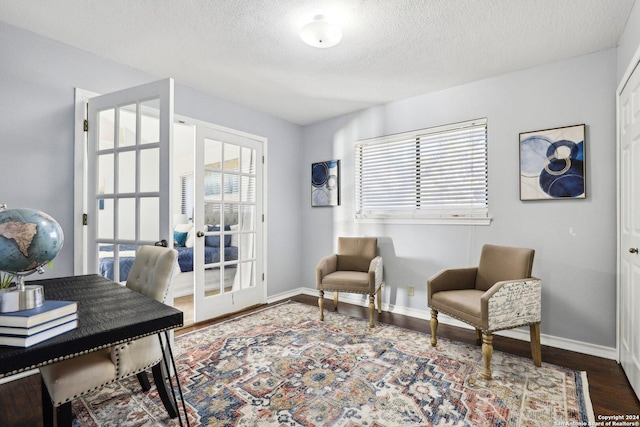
[1,294,638,426]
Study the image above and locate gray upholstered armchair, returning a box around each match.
[427,244,541,380]
[316,237,383,328]
[40,245,179,427]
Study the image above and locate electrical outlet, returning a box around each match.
[407,285,415,296]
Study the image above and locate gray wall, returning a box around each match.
[301,49,618,348]
[617,0,640,83]
[0,22,303,296]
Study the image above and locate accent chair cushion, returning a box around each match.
[336,237,377,272]
[430,289,484,327]
[475,244,535,292]
[321,271,370,293]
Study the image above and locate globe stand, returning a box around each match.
[0,268,45,313]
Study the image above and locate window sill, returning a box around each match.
[355,216,492,226]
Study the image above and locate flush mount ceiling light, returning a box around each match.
[300,15,342,48]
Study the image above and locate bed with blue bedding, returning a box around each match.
[99,228,238,282]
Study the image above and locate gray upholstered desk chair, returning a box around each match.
[427,244,542,380]
[40,245,179,427]
[316,237,384,328]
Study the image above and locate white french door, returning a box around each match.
[86,79,174,281]
[192,124,264,321]
[619,61,640,400]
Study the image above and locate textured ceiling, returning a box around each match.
[0,0,636,125]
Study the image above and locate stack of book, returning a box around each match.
[0,300,78,347]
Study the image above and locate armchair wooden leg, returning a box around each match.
[430,309,438,346]
[530,323,542,367]
[481,333,493,380]
[333,292,339,311]
[376,287,382,313]
[475,328,482,346]
[318,290,324,321]
[368,294,375,328]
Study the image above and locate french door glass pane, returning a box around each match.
[242,176,256,202]
[140,197,159,241]
[224,175,239,201]
[118,198,136,240]
[119,151,136,193]
[238,261,255,288]
[140,99,160,145]
[98,199,114,239]
[140,148,160,192]
[204,138,221,166]
[241,205,255,231]
[204,266,222,296]
[224,266,236,290]
[99,109,115,150]
[224,203,239,222]
[241,147,255,174]
[204,171,222,200]
[224,144,240,172]
[118,104,136,147]
[204,202,221,225]
[241,234,255,260]
[98,154,114,194]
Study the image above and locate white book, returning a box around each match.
[0,313,78,336]
[0,319,78,347]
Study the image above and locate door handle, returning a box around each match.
[629,248,638,254]
[196,231,205,238]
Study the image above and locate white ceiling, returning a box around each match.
[0,0,636,125]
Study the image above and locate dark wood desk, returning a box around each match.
[0,274,187,426]
[0,274,183,378]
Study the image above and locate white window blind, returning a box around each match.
[355,118,488,222]
[180,174,194,220]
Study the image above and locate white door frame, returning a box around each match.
[74,97,268,311]
[73,88,99,275]
[617,42,640,397]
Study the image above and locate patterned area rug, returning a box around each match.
[72,301,594,426]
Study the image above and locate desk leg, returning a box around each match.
[41,378,73,427]
[41,377,54,427]
[157,332,190,427]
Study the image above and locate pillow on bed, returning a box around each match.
[205,225,232,247]
[173,231,188,247]
[174,223,194,248]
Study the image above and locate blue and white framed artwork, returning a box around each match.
[311,160,340,206]
[519,124,586,201]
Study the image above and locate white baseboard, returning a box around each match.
[289,287,617,361]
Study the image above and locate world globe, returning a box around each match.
[0,207,64,274]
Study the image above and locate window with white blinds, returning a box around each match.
[355,118,489,223]
[180,174,194,220]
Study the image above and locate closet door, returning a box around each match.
[86,79,174,281]
[619,62,640,399]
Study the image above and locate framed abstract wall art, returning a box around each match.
[519,124,586,201]
[311,160,340,206]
